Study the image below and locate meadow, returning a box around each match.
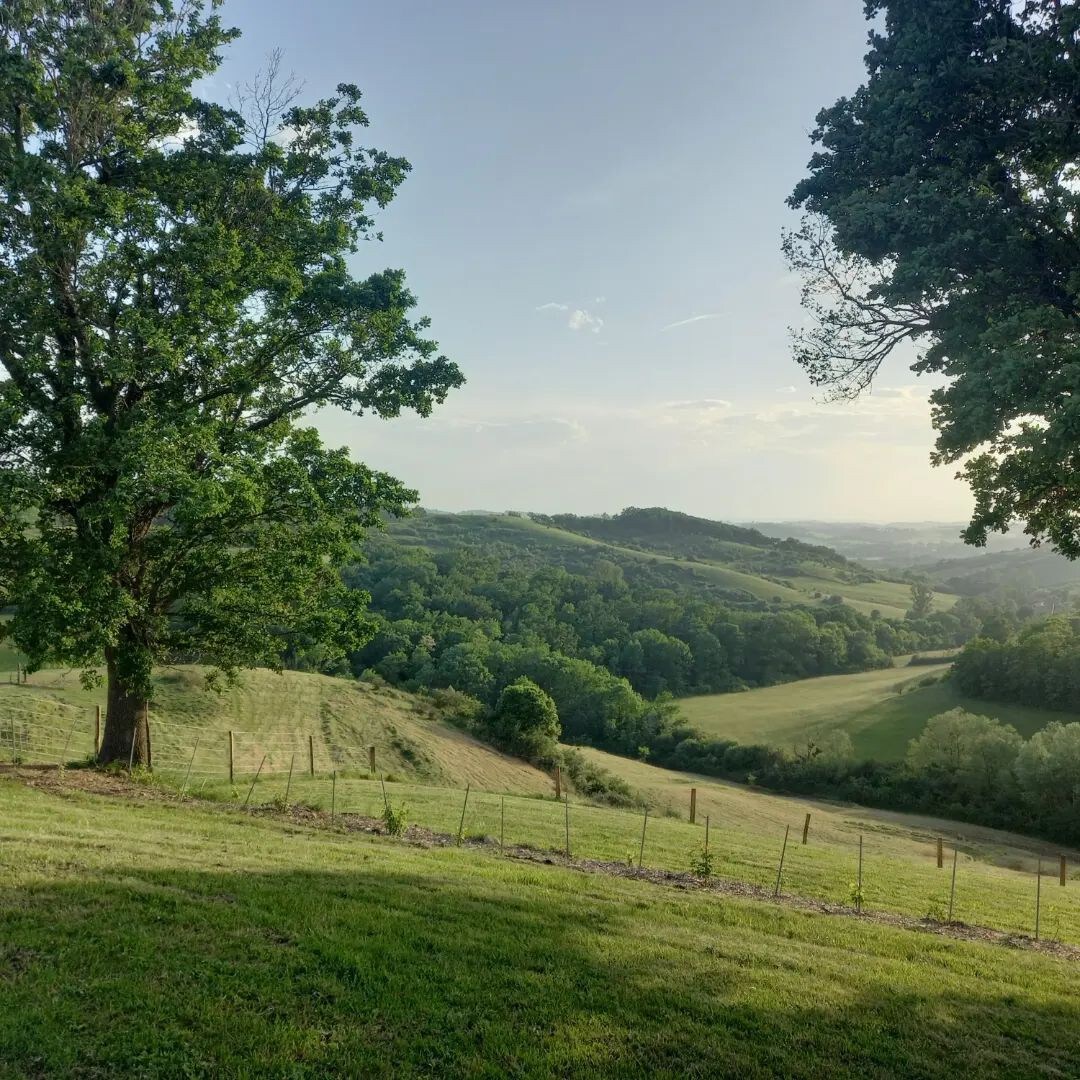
[678,662,1075,760]
[1,772,1079,1077]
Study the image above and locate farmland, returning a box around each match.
[678,662,1076,760]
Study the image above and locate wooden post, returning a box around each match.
[128,726,137,772]
[802,812,811,845]
[689,787,697,824]
[243,755,266,808]
[94,705,101,757]
[773,825,790,898]
[554,764,561,799]
[331,770,337,822]
[1036,857,1043,941]
[937,837,943,869]
[1060,855,1067,887]
[500,795,505,851]
[179,737,200,800]
[704,815,710,857]
[228,731,234,784]
[308,735,315,777]
[457,783,471,845]
[10,717,16,764]
[638,808,649,869]
[948,847,958,922]
[284,753,295,808]
[59,717,77,768]
[564,795,571,858]
[857,834,864,913]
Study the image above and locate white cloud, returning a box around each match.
[536,302,569,312]
[664,398,732,411]
[776,385,798,395]
[568,309,604,333]
[660,312,725,332]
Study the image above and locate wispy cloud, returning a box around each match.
[660,312,725,332]
[568,309,604,333]
[775,385,798,395]
[664,398,732,411]
[536,302,569,312]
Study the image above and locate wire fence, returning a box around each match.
[1,685,1078,948]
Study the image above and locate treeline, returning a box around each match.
[342,535,1002,716]
[953,616,1080,712]
[644,706,1080,846]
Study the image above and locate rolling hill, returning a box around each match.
[677,663,1077,760]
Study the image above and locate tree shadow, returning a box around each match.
[0,863,1077,1077]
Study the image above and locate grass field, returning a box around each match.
[0,667,552,794]
[679,663,1075,760]
[1,774,1079,1077]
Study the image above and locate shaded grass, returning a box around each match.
[1,778,1078,1077]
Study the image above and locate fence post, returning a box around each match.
[228,731,234,784]
[773,825,790,899]
[308,735,315,777]
[937,837,943,869]
[94,705,101,757]
[564,795,571,858]
[802,812,811,845]
[857,834,864,913]
[500,795,505,851]
[948,847,959,922]
[704,814,710,857]
[554,765,561,799]
[690,787,697,824]
[368,745,376,776]
[179,737,200,800]
[331,770,337,823]
[128,725,137,772]
[284,753,295,808]
[457,783,471,845]
[638,808,649,869]
[1036,857,1043,941]
[1060,855,1067,887]
[243,755,266,808]
[9,717,15,764]
[59,717,77,768]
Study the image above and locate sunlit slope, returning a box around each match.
[677,663,1073,760]
[0,666,553,794]
[2,778,1078,1075]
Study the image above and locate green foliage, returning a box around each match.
[907,584,934,621]
[787,1,1080,555]
[381,798,408,837]
[490,678,560,759]
[689,847,714,880]
[906,709,1023,799]
[0,4,462,752]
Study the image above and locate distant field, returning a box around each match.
[3,777,1079,1076]
[678,664,1073,760]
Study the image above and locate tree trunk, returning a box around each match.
[98,644,153,767]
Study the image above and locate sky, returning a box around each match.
[217,0,971,524]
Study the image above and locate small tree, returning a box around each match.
[491,677,561,759]
[0,4,463,763]
[908,583,935,621]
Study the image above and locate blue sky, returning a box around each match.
[217,0,969,522]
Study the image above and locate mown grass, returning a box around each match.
[1,776,1078,1078]
[679,664,1074,759]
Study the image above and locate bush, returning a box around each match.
[489,677,561,759]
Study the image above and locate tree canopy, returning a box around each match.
[0,2,462,761]
[786,0,1080,555]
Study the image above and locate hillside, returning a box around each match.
[677,663,1077,761]
[1,772,1078,1075]
[0,666,553,795]
[400,508,957,618]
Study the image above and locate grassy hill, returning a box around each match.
[392,508,959,618]
[678,663,1075,760]
[2,772,1079,1076]
[0,666,553,795]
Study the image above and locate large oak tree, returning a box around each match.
[0,1,462,762]
[787,0,1080,555]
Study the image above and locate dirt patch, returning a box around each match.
[4,765,1077,961]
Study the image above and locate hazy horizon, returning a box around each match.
[217,0,971,522]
